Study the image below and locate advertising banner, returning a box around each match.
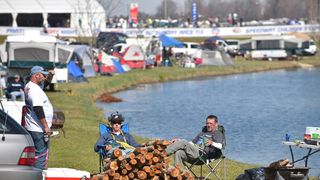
[192,3,197,25]
[130,3,139,24]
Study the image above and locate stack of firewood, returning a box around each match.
[92,140,194,180]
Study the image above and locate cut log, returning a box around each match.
[105,161,119,171]
[124,163,132,171]
[161,140,171,146]
[151,176,159,180]
[152,156,159,163]
[128,152,136,159]
[111,149,123,159]
[142,166,151,173]
[167,166,180,177]
[91,174,101,180]
[136,170,147,180]
[145,152,153,160]
[119,175,129,180]
[113,172,120,180]
[121,168,128,175]
[106,169,115,177]
[129,158,137,165]
[128,172,135,179]
[143,145,155,152]
[102,175,109,180]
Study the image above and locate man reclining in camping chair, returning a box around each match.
[165,115,224,177]
[94,112,142,157]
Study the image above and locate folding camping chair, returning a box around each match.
[186,125,227,180]
[97,122,129,173]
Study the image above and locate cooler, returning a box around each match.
[43,168,90,180]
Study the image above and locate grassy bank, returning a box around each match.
[47,58,320,179]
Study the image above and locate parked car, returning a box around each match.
[225,39,240,56]
[302,40,317,56]
[172,42,200,57]
[96,32,128,50]
[0,108,43,180]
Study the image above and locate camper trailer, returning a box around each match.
[0,30,96,87]
[239,35,308,60]
[0,30,71,84]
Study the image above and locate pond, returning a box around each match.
[97,67,320,176]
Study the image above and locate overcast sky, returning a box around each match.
[113,0,185,15]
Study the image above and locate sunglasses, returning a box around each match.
[112,122,122,125]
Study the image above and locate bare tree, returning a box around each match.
[99,0,126,17]
[155,0,179,19]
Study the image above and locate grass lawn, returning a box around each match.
[46,57,320,179]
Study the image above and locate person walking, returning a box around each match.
[24,66,55,170]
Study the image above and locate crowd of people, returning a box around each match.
[105,16,306,29]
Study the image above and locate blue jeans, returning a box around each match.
[10,91,25,101]
[28,131,50,170]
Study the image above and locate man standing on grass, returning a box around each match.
[24,66,55,170]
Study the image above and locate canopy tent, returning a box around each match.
[159,34,184,47]
[205,36,225,42]
[197,50,234,66]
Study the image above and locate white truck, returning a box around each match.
[172,42,200,57]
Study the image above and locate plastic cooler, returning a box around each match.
[264,167,309,180]
[43,168,90,180]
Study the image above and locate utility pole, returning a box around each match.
[318,0,320,23]
[164,0,168,19]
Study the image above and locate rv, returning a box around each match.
[0,30,98,88]
[239,35,308,60]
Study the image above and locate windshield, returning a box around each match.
[226,41,238,45]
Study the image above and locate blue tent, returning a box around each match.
[112,58,125,73]
[205,36,224,42]
[67,61,88,82]
[159,34,184,47]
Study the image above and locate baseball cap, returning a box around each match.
[30,66,49,76]
[108,112,124,124]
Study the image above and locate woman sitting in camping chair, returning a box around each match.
[94,112,142,157]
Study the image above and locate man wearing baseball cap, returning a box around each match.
[94,112,142,156]
[24,66,55,170]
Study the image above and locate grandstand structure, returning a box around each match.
[0,0,105,36]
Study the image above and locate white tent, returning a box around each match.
[0,0,105,36]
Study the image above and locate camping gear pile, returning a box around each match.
[304,127,320,145]
[92,140,194,180]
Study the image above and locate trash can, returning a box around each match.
[264,167,309,180]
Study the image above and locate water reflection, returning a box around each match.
[97,68,320,175]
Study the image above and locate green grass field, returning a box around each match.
[45,58,320,179]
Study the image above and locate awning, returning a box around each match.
[159,34,184,47]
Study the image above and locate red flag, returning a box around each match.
[130,3,139,23]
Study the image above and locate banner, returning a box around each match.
[1,24,320,37]
[192,3,197,25]
[130,3,139,24]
